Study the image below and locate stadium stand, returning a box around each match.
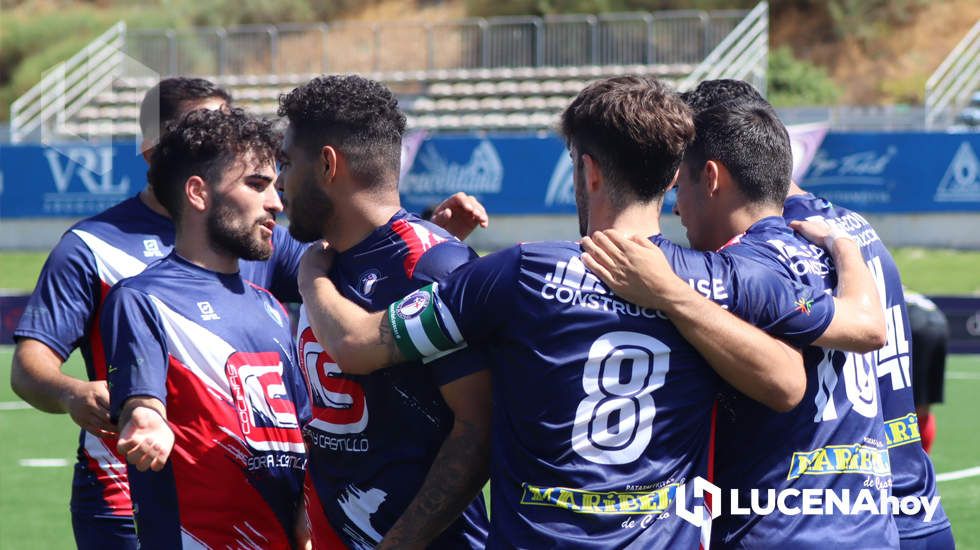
[11,5,769,140]
[926,19,980,130]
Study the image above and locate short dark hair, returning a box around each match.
[685,100,791,206]
[278,75,407,186]
[147,108,279,221]
[139,77,232,141]
[559,75,694,205]
[681,79,767,115]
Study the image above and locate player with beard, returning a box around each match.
[10,76,486,548]
[101,108,309,549]
[276,75,490,549]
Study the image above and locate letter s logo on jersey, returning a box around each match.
[298,327,369,434]
[225,352,305,453]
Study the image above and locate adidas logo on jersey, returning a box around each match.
[197,301,220,321]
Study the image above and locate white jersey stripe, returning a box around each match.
[73,229,148,285]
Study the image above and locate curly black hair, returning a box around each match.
[139,77,232,143]
[147,107,279,221]
[560,75,694,205]
[680,79,767,115]
[278,75,406,187]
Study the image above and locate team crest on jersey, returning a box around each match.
[142,239,163,258]
[358,269,382,297]
[396,291,430,319]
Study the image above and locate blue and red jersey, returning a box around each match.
[13,195,306,520]
[707,216,900,549]
[384,237,833,549]
[102,253,308,549]
[296,210,489,549]
[783,193,949,539]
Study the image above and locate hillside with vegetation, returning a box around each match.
[1,0,978,120]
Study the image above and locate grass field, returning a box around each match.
[2,247,980,295]
[0,348,978,547]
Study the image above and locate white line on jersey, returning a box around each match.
[937,466,980,483]
[0,401,31,411]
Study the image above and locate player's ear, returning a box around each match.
[185,175,209,213]
[582,153,602,193]
[703,160,722,197]
[320,145,338,188]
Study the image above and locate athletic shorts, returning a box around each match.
[909,303,949,407]
[72,511,137,550]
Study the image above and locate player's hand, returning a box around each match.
[789,219,853,253]
[298,240,336,289]
[429,192,489,241]
[581,229,686,310]
[117,406,174,472]
[61,380,118,438]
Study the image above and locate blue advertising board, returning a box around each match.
[0,132,978,218]
[0,141,146,218]
[800,133,980,212]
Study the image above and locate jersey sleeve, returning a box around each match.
[387,246,521,363]
[410,239,479,284]
[14,231,101,360]
[265,224,307,304]
[101,286,170,422]
[726,253,835,348]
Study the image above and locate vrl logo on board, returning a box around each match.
[43,146,131,195]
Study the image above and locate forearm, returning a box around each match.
[118,396,167,430]
[11,340,76,413]
[817,238,886,352]
[662,282,804,412]
[377,418,490,549]
[299,275,402,374]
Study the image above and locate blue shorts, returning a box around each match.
[901,526,956,550]
[72,511,137,550]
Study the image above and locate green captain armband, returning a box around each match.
[387,283,465,362]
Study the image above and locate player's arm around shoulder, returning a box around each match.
[11,231,116,436]
[582,230,806,412]
[297,242,405,375]
[791,219,887,353]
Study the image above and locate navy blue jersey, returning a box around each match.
[783,194,949,539]
[13,195,306,519]
[706,216,900,549]
[102,253,308,549]
[296,210,489,549]
[385,238,833,549]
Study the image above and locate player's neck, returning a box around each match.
[593,200,663,238]
[786,181,806,197]
[324,190,402,253]
[139,187,172,219]
[174,225,239,274]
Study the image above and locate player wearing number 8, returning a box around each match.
[298,76,870,548]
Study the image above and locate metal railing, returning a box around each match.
[679,2,768,94]
[925,19,980,129]
[10,22,126,143]
[122,9,749,78]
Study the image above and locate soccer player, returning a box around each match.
[675,78,952,549]
[295,76,875,548]
[101,108,308,548]
[276,75,490,549]
[9,76,486,548]
[906,291,949,454]
[585,80,950,548]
